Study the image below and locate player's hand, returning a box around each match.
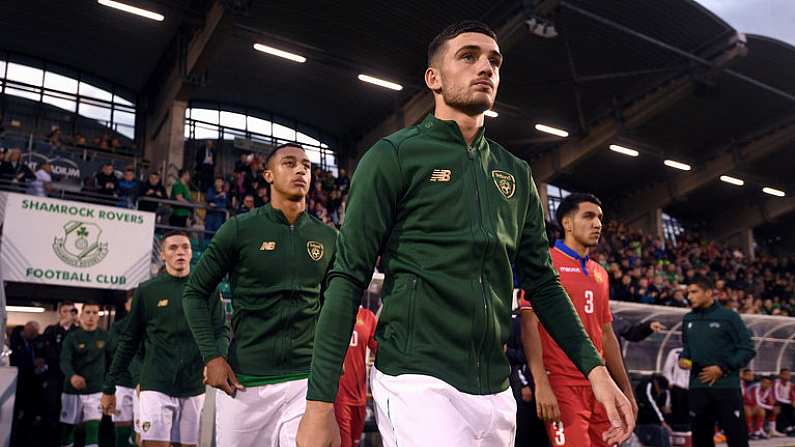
[588,366,635,445]
[204,357,244,397]
[698,365,723,385]
[649,321,666,332]
[70,374,87,390]
[100,393,117,416]
[296,401,341,447]
[534,382,560,422]
[678,358,692,370]
[521,386,533,403]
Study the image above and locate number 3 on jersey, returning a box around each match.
[584,290,594,314]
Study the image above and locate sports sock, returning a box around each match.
[115,425,133,447]
[84,420,100,447]
[60,423,75,447]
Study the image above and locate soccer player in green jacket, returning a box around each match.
[297,21,634,447]
[101,231,226,447]
[183,143,338,447]
[60,300,108,447]
[105,293,136,447]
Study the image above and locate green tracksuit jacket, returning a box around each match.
[105,315,141,389]
[681,301,755,389]
[183,204,338,378]
[61,328,109,395]
[104,273,226,397]
[307,113,603,402]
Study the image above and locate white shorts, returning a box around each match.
[215,378,308,447]
[371,368,516,447]
[60,392,103,425]
[139,390,205,445]
[112,386,135,423]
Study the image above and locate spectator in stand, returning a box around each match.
[42,302,80,446]
[775,368,794,434]
[117,167,139,208]
[196,140,215,192]
[634,374,672,447]
[748,376,784,439]
[205,176,229,233]
[254,184,269,208]
[74,132,87,147]
[26,161,54,197]
[0,148,34,185]
[95,163,119,196]
[237,194,255,214]
[230,169,251,209]
[169,168,193,228]
[9,321,45,446]
[335,168,350,193]
[235,151,251,173]
[138,171,167,213]
[47,126,63,148]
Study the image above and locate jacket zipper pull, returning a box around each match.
[467,145,475,159]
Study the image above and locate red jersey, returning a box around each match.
[336,307,378,406]
[742,380,755,406]
[521,242,612,386]
[751,383,775,410]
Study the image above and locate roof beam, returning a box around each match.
[144,1,226,142]
[712,195,795,241]
[616,118,795,222]
[530,33,747,183]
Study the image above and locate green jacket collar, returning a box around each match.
[261,203,309,228]
[694,300,721,314]
[420,113,487,150]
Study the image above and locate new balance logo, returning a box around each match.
[430,169,452,182]
[260,241,277,251]
[157,299,169,307]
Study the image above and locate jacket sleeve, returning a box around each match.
[59,331,76,379]
[183,218,238,363]
[722,312,755,373]
[307,140,403,402]
[515,168,602,377]
[623,321,655,342]
[210,290,230,360]
[680,318,691,361]
[104,289,145,394]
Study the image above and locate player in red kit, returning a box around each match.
[520,193,635,446]
[335,306,378,447]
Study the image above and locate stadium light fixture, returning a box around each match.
[762,187,786,197]
[534,124,569,138]
[720,175,744,186]
[664,159,691,171]
[7,305,45,313]
[97,0,165,21]
[609,144,639,157]
[253,43,307,63]
[484,110,498,118]
[358,74,403,91]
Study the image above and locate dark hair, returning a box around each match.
[160,230,190,248]
[762,375,774,381]
[178,168,189,178]
[689,275,714,292]
[148,171,160,177]
[428,21,497,66]
[555,193,603,229]
[264,143,305,169]
[781,368,790,373]
[82,299,101,310]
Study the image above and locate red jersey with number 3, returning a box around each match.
[521,245,612,387]
[336,307,378,406]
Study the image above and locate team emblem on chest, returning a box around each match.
[96,340,105,349]
[491,170,516,199]
[307,241,324,261]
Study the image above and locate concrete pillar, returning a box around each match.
[536,182,549,221]
[144,100,187,188]
[723,228,755,261]
[626,208,663,240]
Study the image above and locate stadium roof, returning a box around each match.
[2,0,795,244]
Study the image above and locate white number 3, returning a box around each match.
[553,421,566,445]
[584,290,594,314]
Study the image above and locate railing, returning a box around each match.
[0,178,120,207]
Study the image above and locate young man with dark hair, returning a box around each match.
[520,193,636,446]
[96,163,119,196]
[60,301,108,447]
[138,171,167,213]
[183,143,338,446]
[679,276,755,447]
[102,231,226,447]
[297,21,633,447]
[43,301,80,442]
[170,169,193,227]
[105,293,139,447]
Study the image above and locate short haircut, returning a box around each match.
[148,171,160,177]
[427,20,497,66]
[178,168,189,178]
[264,143,305,169]
[689,275,714,292]
[82,299,100,310]
[555,193,603,229]
[762,375,774,381]
[781,368,790,373]
[160,230,190,248]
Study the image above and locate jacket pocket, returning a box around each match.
[406,276,419,352]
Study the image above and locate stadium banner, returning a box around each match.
[0,192,155,290]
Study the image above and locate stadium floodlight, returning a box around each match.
[97,0,165,21]
[485,110,498,118]
[720,175,744,186]
[357,74,403,91]
[609,144,639,157]
[253,43,307,63]
[664,159,691,171]
[534,124,569,137]
[7,305,45,313]
[762,187,785,197]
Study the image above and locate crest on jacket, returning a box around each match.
[307,241,324,261]
[491,170,516,199]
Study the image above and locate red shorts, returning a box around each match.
[334,402,366,447]
[546,384,612,447]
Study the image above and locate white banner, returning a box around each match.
[0,193,155,290]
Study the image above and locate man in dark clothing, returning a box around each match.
[680,275,755,447]
[138,171,167,213]
[42,301,80,445]
[95,163,119,196]
[507,314,548,447]
[10,321,46,446]
[635,374,672,447]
